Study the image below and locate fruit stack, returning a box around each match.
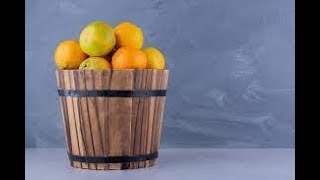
[54,21,165,70]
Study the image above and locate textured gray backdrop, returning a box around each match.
[25,0,295,148]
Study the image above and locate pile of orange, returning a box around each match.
[54,20,166,70]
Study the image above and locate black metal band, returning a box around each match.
[58,89,166,97]
[68,152,158,163]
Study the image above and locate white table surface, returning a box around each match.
[25,148,294,180]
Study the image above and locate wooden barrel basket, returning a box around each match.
[56,69,169,170]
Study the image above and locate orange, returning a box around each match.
[54,40,87,69]
[79,21,116,56]
[112,47,147,69]
[79,57,111,70]
[114,21,144,49]
[143,47,165,69]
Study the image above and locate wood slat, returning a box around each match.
[145,70,158,167]
[62,70,81,168]
[83,70,106,170]
[68,71,86,169]
[151,70,162,166]
[131,70,144,168]
[139,70,152,168]
[108,70,133,170]
[56,71,72,166]
[154,70,169,156]
[71,71,89,169]
[138,70,148,168]
[101,70,112,169]
[92,70,108,170]
[77,70,96,169]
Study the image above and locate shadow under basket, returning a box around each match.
[56,69,169,170]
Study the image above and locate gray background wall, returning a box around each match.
[25,0,295,148]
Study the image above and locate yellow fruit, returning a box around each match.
[79,21,116,56]
[114,21,144,49]
[143,47,165,69]
[54,40,87,69]
[79,57,111,70]
[112,47,147,69]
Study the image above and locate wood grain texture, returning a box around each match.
[56,69,169,170]
[62,71,81,168]
[131,70,144,169]
[108,70,133,170]
[56,71,73,166]
[77,70,95,169]
[84,70,105,170]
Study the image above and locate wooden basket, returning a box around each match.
[56,69,169,170]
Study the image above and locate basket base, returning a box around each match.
[70,159,158,170]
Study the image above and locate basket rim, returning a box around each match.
[56,69,169,72]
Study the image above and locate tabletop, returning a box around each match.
[25,148,294,180]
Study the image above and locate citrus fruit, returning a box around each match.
[79,21,116,56]
[54,40,87,69]
[79,57,111,70]
[143,47,165,69]
[114,21,144,49]
[112,47,147,69]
